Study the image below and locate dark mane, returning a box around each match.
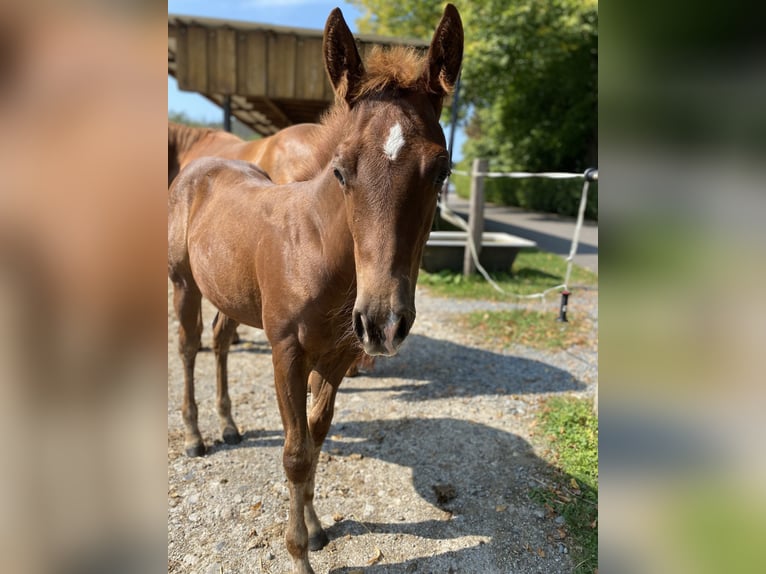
[168,122,216,186]
[168,122,215,156]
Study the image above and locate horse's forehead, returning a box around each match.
[362,101,440,153]
[382,122,406,161]
[362,96,429,129]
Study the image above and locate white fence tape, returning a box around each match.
[452,170,586,180]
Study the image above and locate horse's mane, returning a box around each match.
[168,122,217,158]
[352,45,428,100]
[168,122,221,186]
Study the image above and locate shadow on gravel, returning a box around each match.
[212,339,272,354]
[340,333,585,400]
[202,429,285,456]
[322,417,577,573]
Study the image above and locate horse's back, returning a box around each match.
[168,158,272,274]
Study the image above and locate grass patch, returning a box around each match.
[460,309,594,351]
[531,396,598,573]
[418,250,596,301]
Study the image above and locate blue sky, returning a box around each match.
[167,0,465,159]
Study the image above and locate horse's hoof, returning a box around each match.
[185,443,206,457]
[223,428,242,445]
[308,530,329,551]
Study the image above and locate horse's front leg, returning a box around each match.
[304,357,355,551]
[271,341,315,574]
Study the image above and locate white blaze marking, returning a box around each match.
[383,122,405,161]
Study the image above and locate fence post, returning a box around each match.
[222,95,232,132]
[463,158,487,276]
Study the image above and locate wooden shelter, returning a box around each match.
[168,14,428,135]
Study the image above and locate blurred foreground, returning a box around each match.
[601,1,766,572]
[0,2,167,572]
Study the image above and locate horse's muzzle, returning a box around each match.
[352,308,412,356]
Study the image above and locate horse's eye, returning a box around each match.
[435,167,451,189]
[333,168,345,186]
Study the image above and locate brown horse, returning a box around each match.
[168,121,324,187]
[168,5,462,573]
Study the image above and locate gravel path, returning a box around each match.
[168,282,597,574]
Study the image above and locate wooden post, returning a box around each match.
[463,158,487,276]
[222,94,232,132]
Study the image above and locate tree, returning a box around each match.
[168,110,220,129]
[352,0,446,40]
[349,0,597,218]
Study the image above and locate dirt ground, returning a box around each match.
[168,282,597,574]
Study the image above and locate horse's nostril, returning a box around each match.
[395,316,410,342]
[352,310,365,341]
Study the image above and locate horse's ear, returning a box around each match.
[323,8,364,104]
[423,3,464,96]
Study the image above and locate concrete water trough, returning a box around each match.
[421,231,537,273]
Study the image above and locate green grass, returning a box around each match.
[532,396,598,573]
[461,309,594,351]
[418,250,597,301]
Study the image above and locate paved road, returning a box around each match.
[444,194,598,274]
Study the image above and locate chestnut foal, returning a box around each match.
[168,6,462,573]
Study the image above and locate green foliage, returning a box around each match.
[349,0,445,39]
[460,1,597,169]
[350,0,598,219]
[168,110,221,129]
[533,396,598,573]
